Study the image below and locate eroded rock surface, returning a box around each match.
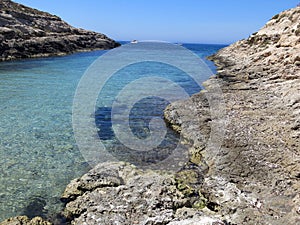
[0,0,119,61]
[61,162,225,225]
[165,6,300,225]
[3,4,300,225]
[61,6,300,225]
[0,216,52,225]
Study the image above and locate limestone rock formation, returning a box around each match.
[0,0,119,61]
[0,216,52,225]
[61,162,225,225]
[3,4,300,225]
[165,6,300,225]
[61,6,300,225]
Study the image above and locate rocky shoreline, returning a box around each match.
[1,5,299,225]
[166,6,300,224]
[57,6,299,225]
[0,0,119,61]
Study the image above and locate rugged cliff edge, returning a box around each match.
[56,6,299,225]
[2,5,299,225]
[0,0,119,61]
[165,6,300,224]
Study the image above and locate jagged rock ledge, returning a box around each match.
[2,4,300,225]
[58,6,300,225]
[165,6,300,225]
[59,162,226,225]
[0,0,119,61]
[41,6,299,225]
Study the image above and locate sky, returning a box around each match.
[14,0,300,44]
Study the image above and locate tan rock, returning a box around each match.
[0,216,52,225]
[165,5,300,225]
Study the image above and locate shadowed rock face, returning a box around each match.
[0,0,120,61]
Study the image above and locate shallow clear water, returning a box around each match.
[0,43,225,222]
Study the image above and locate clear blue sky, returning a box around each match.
[14,0,299,44]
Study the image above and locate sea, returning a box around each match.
[0,42,226,222]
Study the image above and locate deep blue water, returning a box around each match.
[0,43,225,221]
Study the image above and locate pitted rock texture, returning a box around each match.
[0,0,119,61]
[61,162,225,225]
[3,4,300,225]
[61,6,300,225]
[0,216,52,225]
[165,6,300,225]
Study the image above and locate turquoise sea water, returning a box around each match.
[0,43,225,222]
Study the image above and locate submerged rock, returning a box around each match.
[0,0,119,61]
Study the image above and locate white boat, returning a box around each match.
[131,40,138,44]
